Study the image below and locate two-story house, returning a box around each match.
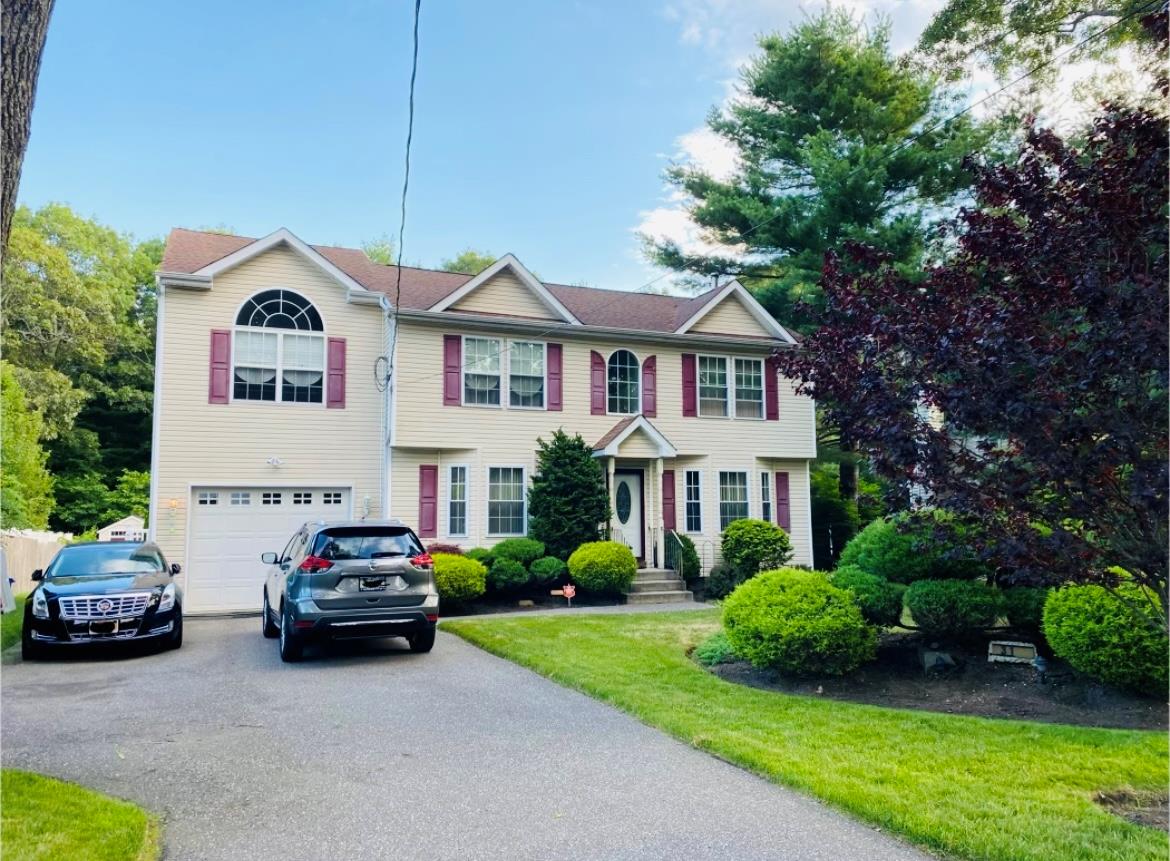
[151,228,816,613]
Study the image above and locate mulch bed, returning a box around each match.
[1094,789,1170,832]
[705,633,1168,732]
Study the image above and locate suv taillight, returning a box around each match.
[410,553,434,571]
[299,555,334,573]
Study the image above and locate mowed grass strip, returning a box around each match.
[1,770,160,861]
[445,611,1168,861]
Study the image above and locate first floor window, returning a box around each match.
[718,471,749,530]
[684,470,702,533]
[698,356,728,417]
[760,472,772,523]
[509,341,545,408]
[487,467,525,535]
[448,466,468,536]
[464,337,502,406]
[735,359,764,418]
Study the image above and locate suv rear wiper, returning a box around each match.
[368,551,405,559]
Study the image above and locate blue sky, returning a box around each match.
[19,0,940,291]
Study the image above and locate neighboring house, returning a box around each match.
[96,515,147,543]
[151,228,817,613]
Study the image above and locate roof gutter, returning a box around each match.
[157,271,211,290]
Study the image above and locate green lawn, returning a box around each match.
[1,770,159,861]
[1,594,27,651]
[446,611,1168,861]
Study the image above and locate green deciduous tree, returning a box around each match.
[0,361,53,529]
[527,430,611,559]
[441,248,496,275]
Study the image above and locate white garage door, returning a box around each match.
[186,486,351,613]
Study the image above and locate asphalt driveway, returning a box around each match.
[2,616,930,860]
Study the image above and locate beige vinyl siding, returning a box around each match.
[616,428,663,459]
[153,246,385,575]
[449,270,562,320]
[689,294,773,338]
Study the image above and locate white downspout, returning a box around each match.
[147,279,166,541]
[379,295,396,520]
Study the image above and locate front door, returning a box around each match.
[614,471,644,561]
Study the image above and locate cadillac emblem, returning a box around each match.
[96,598,114,614]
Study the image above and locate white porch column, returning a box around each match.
[606,456,617,539]
[654,457,665,567]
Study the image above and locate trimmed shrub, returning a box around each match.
[1000,586,1050,631]
[722,568,877,676]
[491,537,545,567]
[464,547,494,568]
[426,542,463,556]
[431,552,486,602]
[693,631,737,667]
[488,557,529,592]
[837,511,990,584]
[530,556,567,584]
[831,565,906,628]
[1043,584,1168,695]
[567,541,637,595]
[720,518,793,576]
[905,579,1002,641]
[704,563,742,600]
[672,532,701,583]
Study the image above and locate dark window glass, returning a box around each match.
[312,527,424,560]
[47,544,164,578]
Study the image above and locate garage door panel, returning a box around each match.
[187,487,351,613]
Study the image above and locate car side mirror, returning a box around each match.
[260,552,278,565]
[31,569,43,582]
[170,563,181,576]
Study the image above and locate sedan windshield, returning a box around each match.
[47,544,164,578]
[312,528,424,561]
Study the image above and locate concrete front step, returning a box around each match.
[626,589,694,605]
[630,579,685,593]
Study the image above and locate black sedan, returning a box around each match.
[22,541,184,659]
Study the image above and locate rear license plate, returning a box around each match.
[359,577,386,592]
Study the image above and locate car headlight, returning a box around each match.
[31,590,49,619]
[157,583,176,613]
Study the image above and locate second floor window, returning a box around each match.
[463,337,501,406]
[698,356,728,417]
[509,341,545,408]
[735,359,764,418]
[607,350,640,414]
[233,289,325,403]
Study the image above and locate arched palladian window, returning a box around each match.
[607,350,640,414]
[233,290,326,403]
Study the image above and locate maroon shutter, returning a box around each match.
[443,335,461,406]
[765,355,780,421]
[547,343,563,411]
[326,337,347,409]
[775,472,791,532]
[642,355,657,417]
[208,329,231,404]
[662,470,676,531]
[418,465,438,538]
[590,350,606,415]
[681,353,697,417]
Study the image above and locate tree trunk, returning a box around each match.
[1,0,54,255]
[838,453,858,503]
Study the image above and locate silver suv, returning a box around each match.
[260,520,439,662]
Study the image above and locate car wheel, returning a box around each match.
[408,627,435,654]
[261,590,279,639]
[279,604,303,663]
[20,621,44,661]
[168,610,184,650]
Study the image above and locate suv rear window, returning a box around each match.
[312,527,424,561]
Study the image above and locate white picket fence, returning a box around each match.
[1,530,71,604]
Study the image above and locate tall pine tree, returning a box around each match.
[527,430,611,560]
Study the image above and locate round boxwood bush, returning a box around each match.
[567,540,636,594]
[905,579,1002,641]
[529,555,567,583]
[837,511,990,584]
[722,568,877,676]
[1043,584,1168,695]
[464,547,494,568]
[491,537,545,567]
[830,565,906,628]
[431,552,486,602]
[720,518,793,576]
[488,557,529,592]
[704,563,743,600]
[1000,586,1050,631]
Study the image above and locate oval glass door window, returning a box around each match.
[616,483,632,523]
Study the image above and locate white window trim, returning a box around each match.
[461,335,504,409]
[696,354,766,421]
[230,326,328,408]
[485,464,528,537]
[606,348,642,416]
[718,470,750,530]
[683,469,703,535]
[760,470,772,523]
[507,340,548,411]
[447,463,470,538]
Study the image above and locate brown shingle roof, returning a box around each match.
[160,228,759,336]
